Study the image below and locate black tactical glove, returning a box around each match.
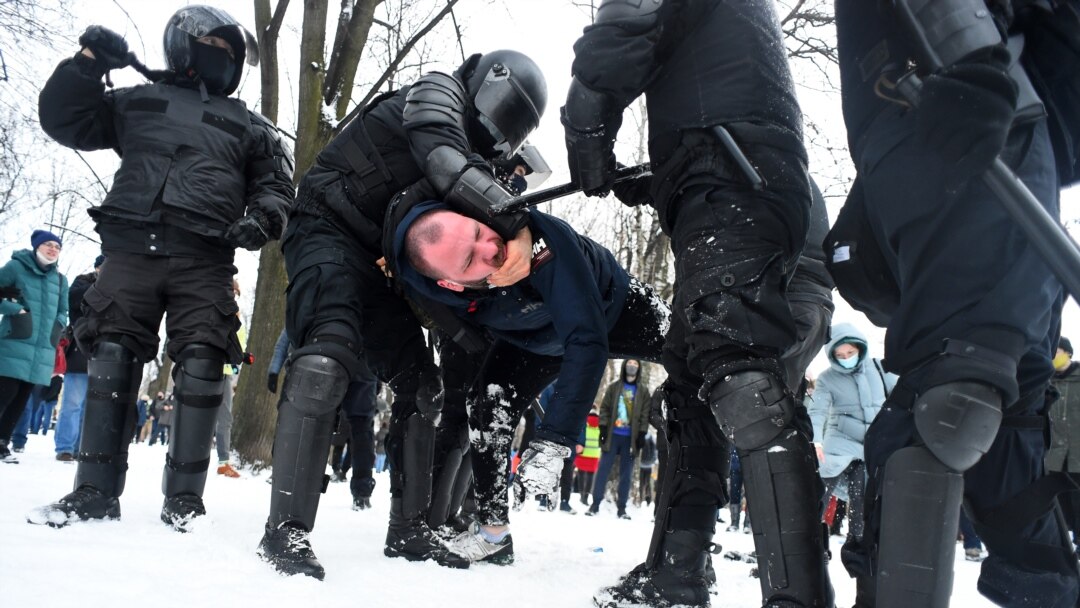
[416,366,444,425]
[610,167,653,208]
[78,26,131,72]
[267,372,279,394]
[562,110,618,198]
[0,285,22,301]
[636,432,646,451]
[599,425,609,446]
[916,54,1018,189]
[225,210,272,251]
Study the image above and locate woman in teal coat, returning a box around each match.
[0,230,69,462]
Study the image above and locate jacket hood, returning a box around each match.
[826,322,869,373]
[12,249,54,276]
[389,199,481,309]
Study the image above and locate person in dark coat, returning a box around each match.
[0,230,69,464]
[1048,337,1080,550]
[562,1,831,605]
[834,1,1079,606]
[586,359,652,518]
[54,254,103,461]
[256,47,547,580]
[386,198,670,567]
[29,6,293,532]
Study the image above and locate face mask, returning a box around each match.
[625,364,639,377]
[1054,352,1072,370]
[35,251,57,266]
[837,355,859,370]
[192,42,235,94]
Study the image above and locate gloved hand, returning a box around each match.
[562,108,618,197]
[0,285,21,301]
[636,432,646,450]
[611,168,653,208]
[78,26,131,71]
[416,366,444,425]
[266,372,279,394]
[514,439,573,507]
[915,55,1018,189]
[599,425,609,446]
[225,210,271,251]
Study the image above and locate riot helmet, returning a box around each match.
[163,5,259,95]
[461,50,547,161]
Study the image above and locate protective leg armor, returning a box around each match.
[709,369,834,607]
[876,380,1001,608]
[76,341,142,498]
[163,345,227,500]
[267,353,349,530]
[428,418,471,529]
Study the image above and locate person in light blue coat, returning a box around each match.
[808,322,895,541]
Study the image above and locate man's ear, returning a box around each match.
[436,279,465,292]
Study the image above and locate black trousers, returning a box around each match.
[0,376,34,446]
[465,279,667,525]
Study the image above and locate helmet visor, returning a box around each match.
[171,5,259,66]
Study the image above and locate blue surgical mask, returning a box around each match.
[837,355,859,370]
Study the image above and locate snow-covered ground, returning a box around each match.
[0,437,994,608]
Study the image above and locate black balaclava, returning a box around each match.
[191,41,235,94]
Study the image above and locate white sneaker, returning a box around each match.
[447,523,515,565]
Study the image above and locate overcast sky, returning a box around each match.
[3,0,1078,375]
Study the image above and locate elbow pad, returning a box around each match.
[424,146,528,240]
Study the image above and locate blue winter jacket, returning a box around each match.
[807,322,896,480]
[0,249,69,385]
[392,203,630,448]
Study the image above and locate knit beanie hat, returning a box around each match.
[31,229,62,250]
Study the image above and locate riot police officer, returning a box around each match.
[834,1,1079,606]
[562,1,833,606]
[29,5,293,532]
[256,49,546,580]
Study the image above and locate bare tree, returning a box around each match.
[233,0,461,466]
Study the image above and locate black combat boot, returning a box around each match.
[27,485,121,527]
[258,521,325,580]
[595,529,713,607]
[385,497,470,568]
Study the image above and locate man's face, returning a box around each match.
[195,35,235,59]
[422,213,506,292]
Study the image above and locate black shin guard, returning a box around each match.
[429,421,469,528]
[876,446,965,608]
[164,346,227,498]
[392,412,436,523]
[268,354,349,530]
[741,430,833,607]
[75,342,142,498]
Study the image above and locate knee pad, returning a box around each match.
[173,345,226,409]
[914,381,1002,472]
[708,370,794,450]
[282,353,351,417]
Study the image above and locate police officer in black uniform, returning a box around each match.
[561,1,833,606]
[834,1,1079,606]
[29,5,293,532]
[255,49,546,580]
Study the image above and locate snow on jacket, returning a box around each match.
[807,322,896,480]
[0,249,69,385]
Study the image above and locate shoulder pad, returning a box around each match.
[403,71,468,130]
[595,0,664,23]
[248,110,296,176]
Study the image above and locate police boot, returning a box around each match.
[161,345,227,532]
[709,369,833,607]
[27,342,139,528]
[596,530,714,608]
[384,410,469,569]
[257,353,350,581]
